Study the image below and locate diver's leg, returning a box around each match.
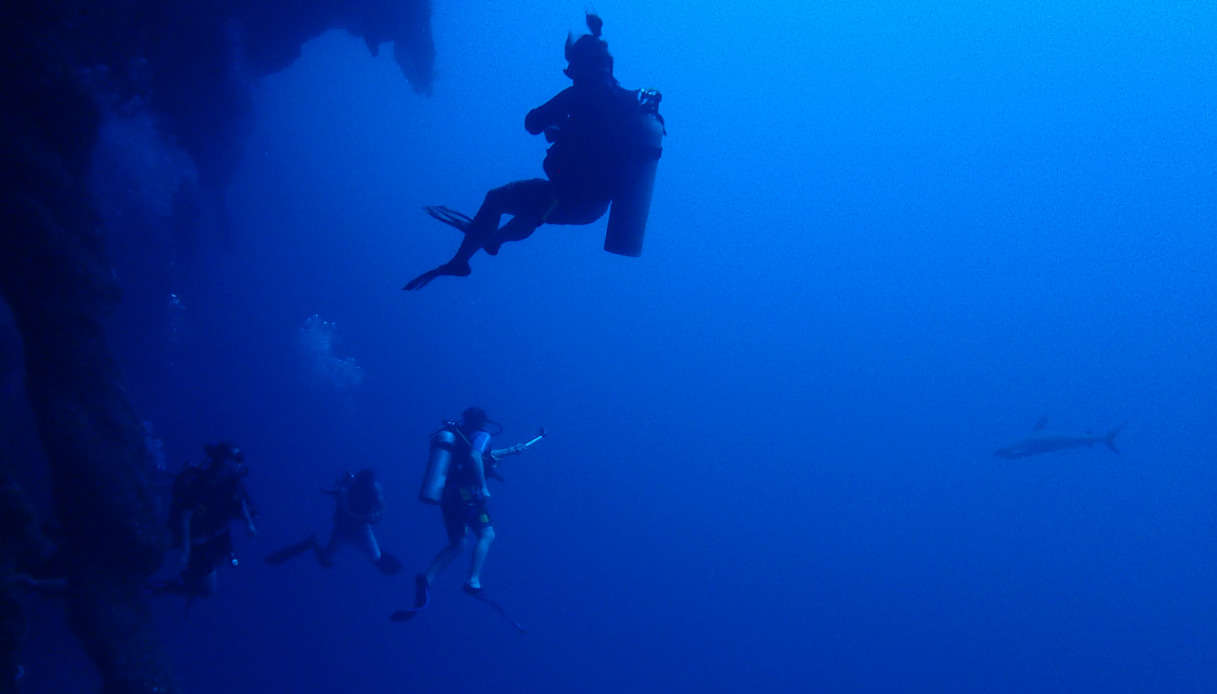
[484,192,609,257]
[467,525,495,589]
[543,194,611,226]
[264,535,320,565]
[184,533,230,597]
[424,500,469,585]
[195,570,218,597]
[179,556,218,598]
[406,180,554,290]
[350,524,381,562]
[442,183,524,269]
[482,179,554,254]
[405,189,508,291]
[424,535,466,586]
[484,216,543,255]
[359,528,400,575]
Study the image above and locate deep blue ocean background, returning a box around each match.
[17,1,1217,692]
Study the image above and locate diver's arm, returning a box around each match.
[240,495,257,536]
[468,449,489,498]
[525,88,573,135]
[469,432,492,497]
[489,444,527,459]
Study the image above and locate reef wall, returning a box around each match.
[0,0,435,691]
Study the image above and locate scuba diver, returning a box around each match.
[392,407,533,630]
[263,469,402,575]
[404,12,665,291]
[147,443,257,601]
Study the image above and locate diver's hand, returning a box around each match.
[246,522,258,538]
[479,487,492,500]
[510,444,527,455]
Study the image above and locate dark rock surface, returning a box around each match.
[0,0,434,690]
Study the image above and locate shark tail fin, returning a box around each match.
[1104,421,1128,453]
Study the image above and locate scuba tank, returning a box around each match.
[418,428,457,504]
[604,89,665,257]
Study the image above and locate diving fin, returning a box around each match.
[403,261,471,291]
[263,536,319,565]
[462,584,525,633]
[389,574,430,623]
[424,205,473,233]
[404,207,479,290]
[403,267,442,291]
[374,552,403,576]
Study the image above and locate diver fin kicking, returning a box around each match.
[265,470,399,573]
[395,410,537,629]
[425,205,473,233]
[403,262,470,291]
[389,573,431,622]
[263,536,319,565]
[403,207,478,290]
[400,13,664,292]
[389,576,524,632]
[424,205,513,258]
[462,583,526,633]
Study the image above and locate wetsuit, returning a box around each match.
[403,77,643,290]
[529,82,643,202]
[478,81,643,245]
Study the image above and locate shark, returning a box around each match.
[995,417,1128,459]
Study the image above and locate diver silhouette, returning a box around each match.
[404,13,664,291]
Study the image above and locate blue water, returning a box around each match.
[22,2,1217,692]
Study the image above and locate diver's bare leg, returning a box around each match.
[467,525,495,589]
[424,534,467,586]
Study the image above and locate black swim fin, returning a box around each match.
[389,609,418,623]
[403,267,442,291]
[462,584,525,633]
[403,261,471,291]
[422,205,509,255]
[389,574,430,623]
[424,205,473,233]
[374,552,403,576]
[263,536,319,565]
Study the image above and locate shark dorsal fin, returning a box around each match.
[1034,416,1048,431]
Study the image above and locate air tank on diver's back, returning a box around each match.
[418,425,549,504]
[604,89,665,257]
[419,429,456,504]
